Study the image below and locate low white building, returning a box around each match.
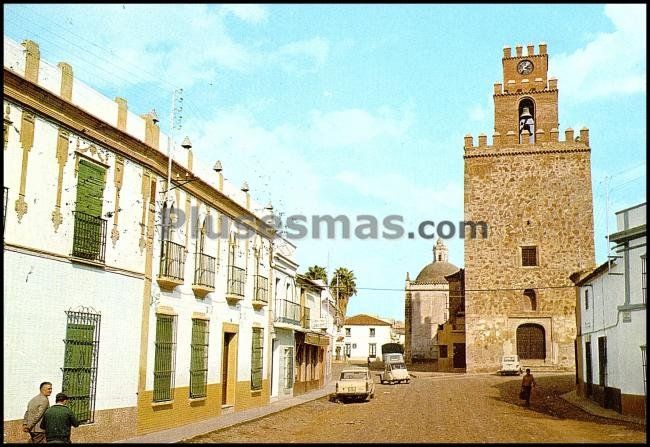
[572,202,646,419]
[343,314,393,362]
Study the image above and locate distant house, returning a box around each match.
[343,314,393,361]
[436,269,466,371]
[571,202,646,419]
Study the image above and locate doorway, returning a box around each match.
[222,332,235,405]
[453,343,466,368]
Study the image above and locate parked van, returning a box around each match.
[383,353,405,364]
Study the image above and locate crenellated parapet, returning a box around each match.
[498,42,550,95]
[463,127,590,158]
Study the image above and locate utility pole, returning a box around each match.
[165,88,184,204]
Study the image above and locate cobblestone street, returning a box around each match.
[188,373,646,443]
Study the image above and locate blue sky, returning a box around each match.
[4,4,646,320]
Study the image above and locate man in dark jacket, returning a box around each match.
[39,393,79,443]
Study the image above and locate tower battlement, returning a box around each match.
[464,127,589,153]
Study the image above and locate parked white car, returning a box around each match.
[379,361,410,384]
[499,355,523,375]
[334,366,375,402]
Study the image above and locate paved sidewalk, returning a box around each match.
[560,390,646,426]
[117,363,347,444]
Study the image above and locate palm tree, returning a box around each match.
[330,267,357,318]
[305,265,328,283]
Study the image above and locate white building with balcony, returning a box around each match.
[270,236,300,401]
[3,36,277,441]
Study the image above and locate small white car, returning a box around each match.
[334,366,375,402]
[499,355,523,375]
[379,361,410,384]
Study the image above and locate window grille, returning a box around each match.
[153,314,177,402]
[251,328,263,391]
[71,211,107,263]
[369,343,376,357]
[521,246,537,266]
[189,319,209,398]
[369,328,375,337]
[61,307,100,424]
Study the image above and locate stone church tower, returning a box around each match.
[463,43,595,373]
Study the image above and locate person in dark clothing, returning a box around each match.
[520,368,536,407]
[39,393,79,443]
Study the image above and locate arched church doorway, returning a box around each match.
[516,323,545,359]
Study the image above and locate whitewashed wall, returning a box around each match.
[345,324,392,361]
[3,251,143,419]
[578,259,646,396]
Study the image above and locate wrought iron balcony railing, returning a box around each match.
[71,211,107,263]
[274,298,301,326]
[254,275,269,303]
[227,265,246,297]
[160,239,185,281]
[193,252,215,288]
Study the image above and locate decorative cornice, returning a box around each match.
[464,147,590,159]
[494,89,558,97]
[3,68,273,237]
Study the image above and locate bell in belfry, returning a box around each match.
[519,107,535,142]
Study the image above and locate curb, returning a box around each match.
[559,390,646,426]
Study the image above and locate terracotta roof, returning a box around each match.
[344,314,391,326]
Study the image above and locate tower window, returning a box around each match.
[524,289,537,311]
[521,246,537,266]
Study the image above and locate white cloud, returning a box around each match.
[308,107,413,148]
[221,4,268,24]
[335,170,463,218]
[270,37,330,74]
[550,4,646,102]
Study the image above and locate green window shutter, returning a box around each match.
[153,315,176,402]
[251,328,263,391]
[62,323,94,422]
[76,160,106,217]
[189,319,208,398]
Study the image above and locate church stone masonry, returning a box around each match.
[463,43,596,373]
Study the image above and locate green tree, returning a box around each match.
[305,265,328,283]
[330,267,357,318]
